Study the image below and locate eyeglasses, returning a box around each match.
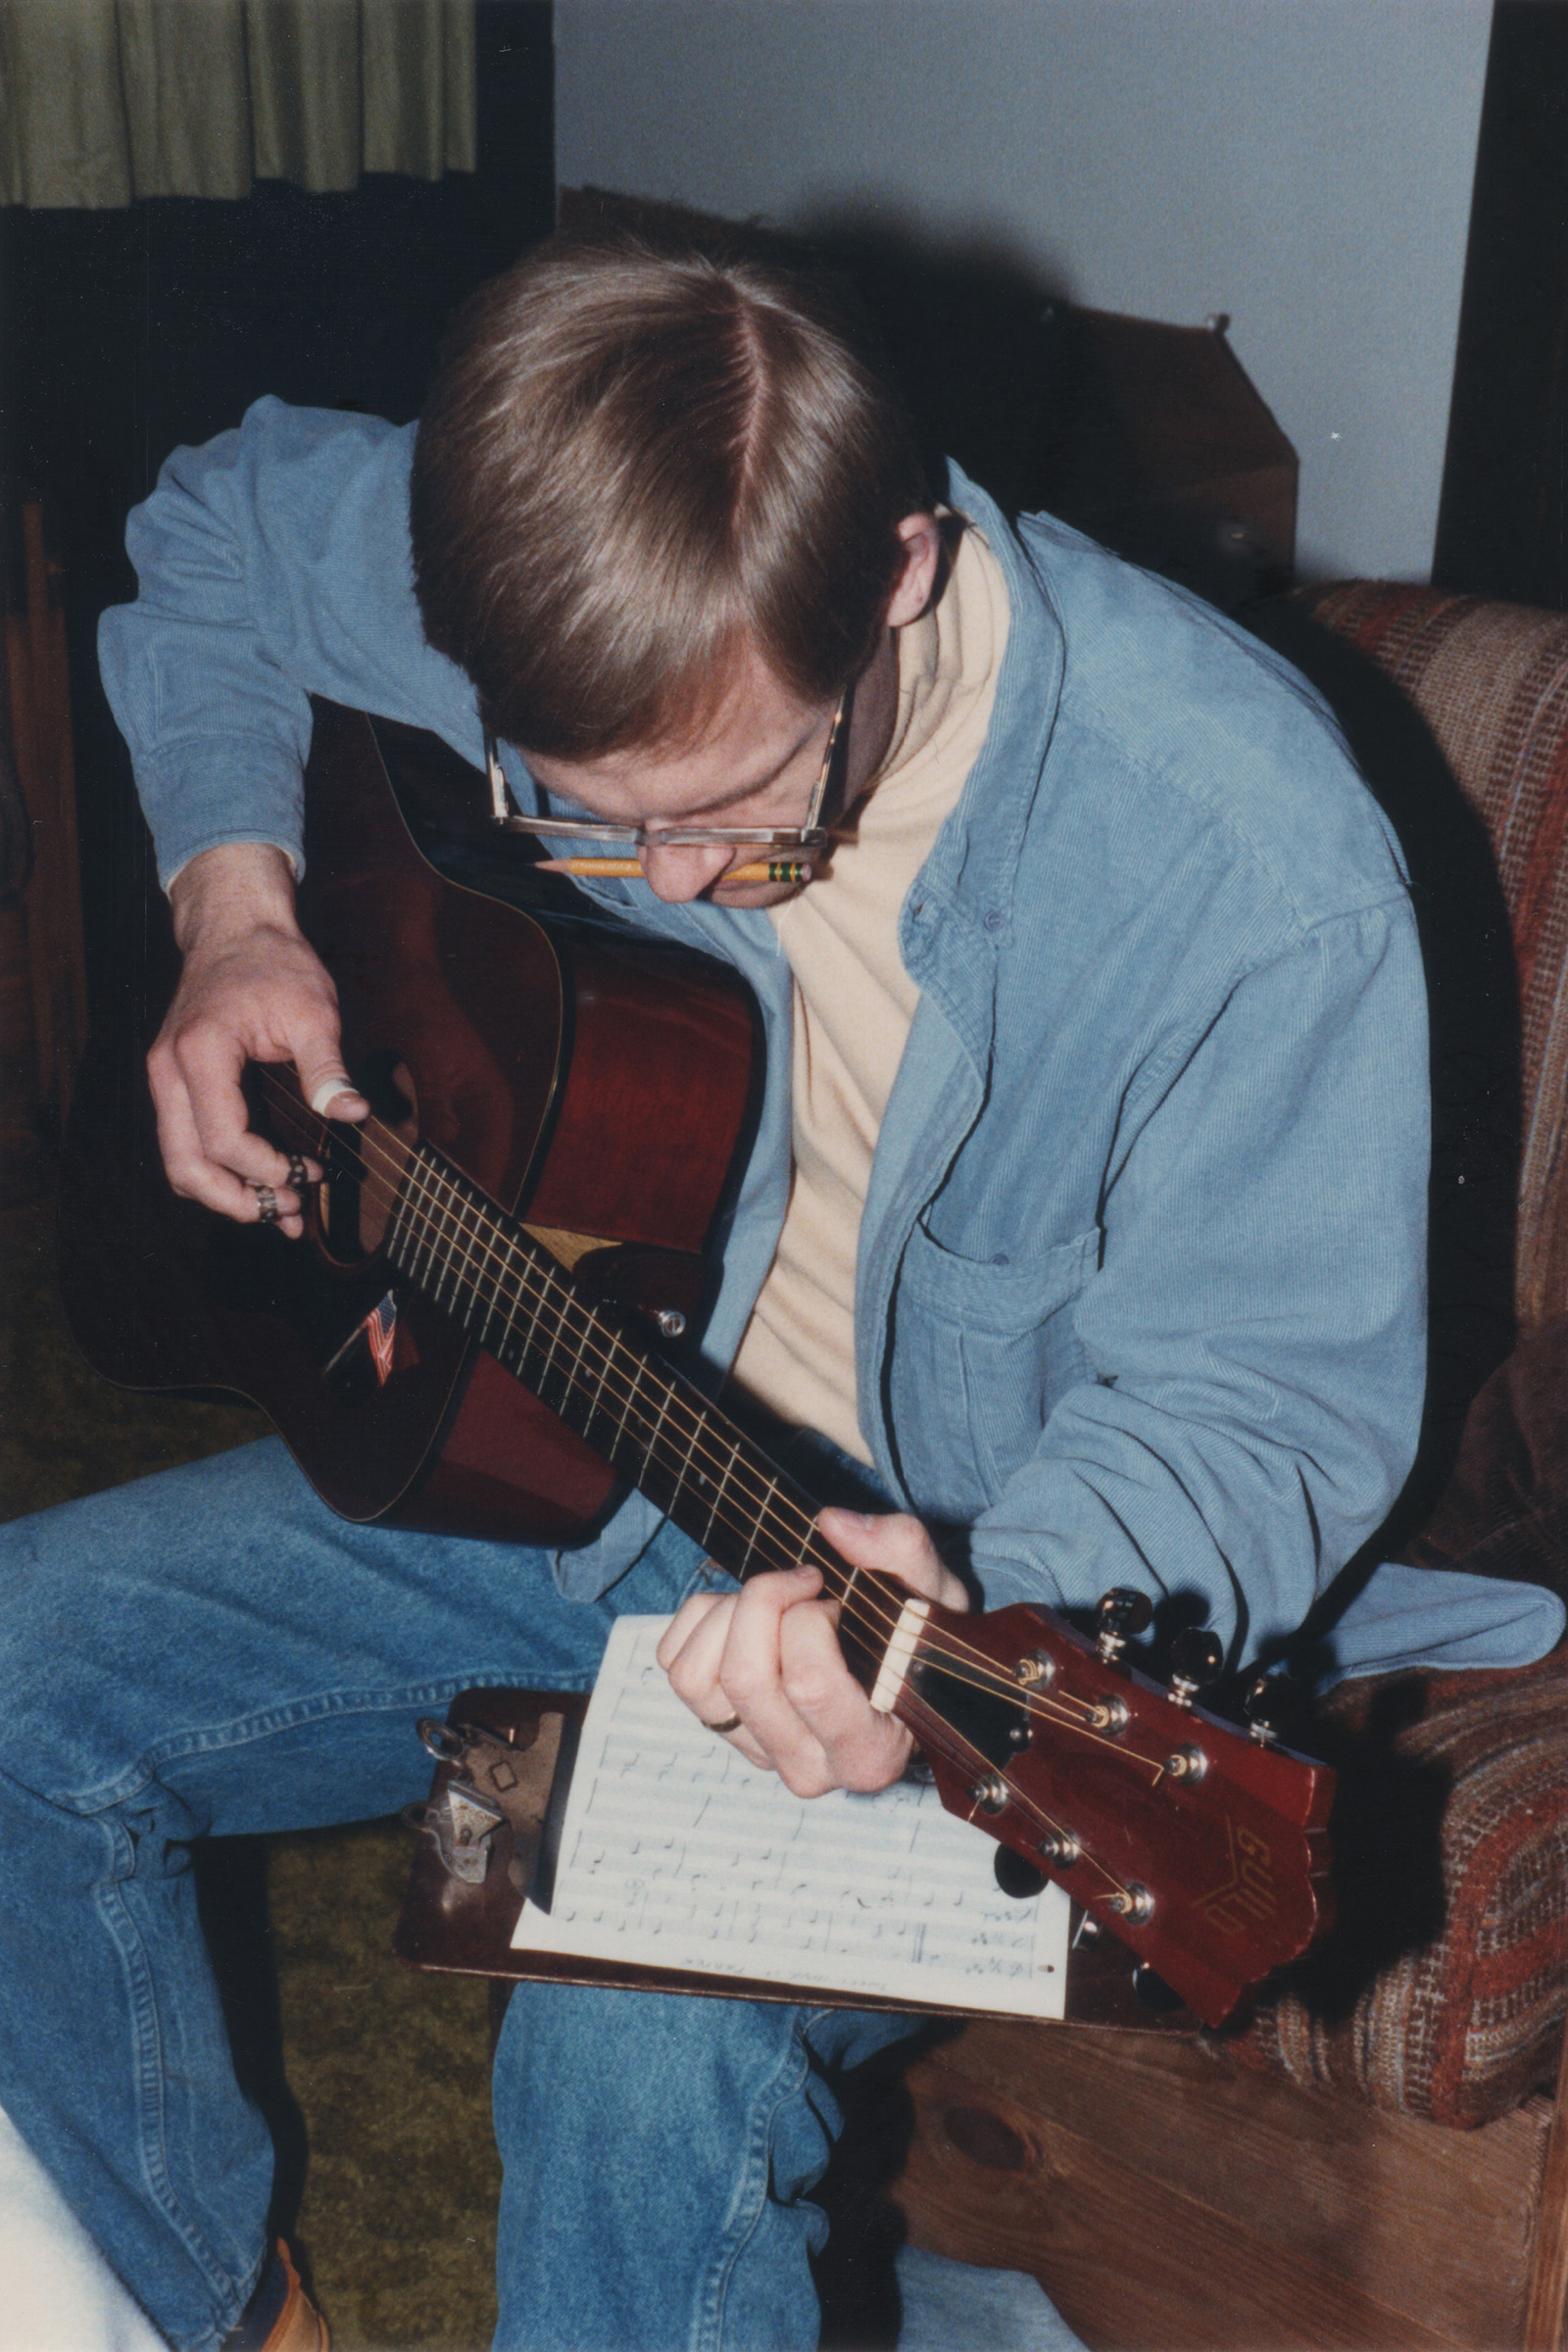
[484,681,854,879]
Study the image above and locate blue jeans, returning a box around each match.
[0,1438,925,2351]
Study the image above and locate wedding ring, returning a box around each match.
[703,1713,742,1736]
[253,1185,280,1226]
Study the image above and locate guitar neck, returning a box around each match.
[379,1134,883,1661]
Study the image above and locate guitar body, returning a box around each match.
[58,701,759,1542]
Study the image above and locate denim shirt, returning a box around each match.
[100,398,1564,1681]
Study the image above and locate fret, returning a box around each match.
[383,1179,410,1263]
[560,1298,603,1437]
[431,1180,467,1310]
[666,1407,711,1532]
[383,1152,417,1270]
[420,1161,455,1289]
[499,1235,545,1371]
[737,1476,777,1578]
[528,1257,571,1405]
[453,1190,489,1312]
[596,1346,659,1480]
[605,1334,639,1454]
[435,1174,474,1310]
[700,1446,737,1551]
[480,1234,521,1354]
[629,1374,679,1511]
[466,1223,501,1343]
[405,1162,438,1288]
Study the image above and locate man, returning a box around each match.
[0,222,1558,2352]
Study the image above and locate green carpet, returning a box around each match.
[2,1199,500,2348]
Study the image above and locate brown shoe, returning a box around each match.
[255,2243,329,2352]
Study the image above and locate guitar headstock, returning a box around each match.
[901,1597,1335,2028]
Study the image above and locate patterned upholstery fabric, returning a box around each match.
[1300,583,1568,1330]
[1227,1647,1568,2126]
[1216,583,1568,2125]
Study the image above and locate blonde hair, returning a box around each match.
[411,222,930,758]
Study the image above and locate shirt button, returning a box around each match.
[984,908,1004,932]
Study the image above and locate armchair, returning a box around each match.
[890,582,1568,2352]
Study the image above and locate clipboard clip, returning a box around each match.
[404,1711,580,1905]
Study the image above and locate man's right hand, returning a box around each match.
[150,843,368,1239]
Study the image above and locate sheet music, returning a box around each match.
[512,1615,1068,2017]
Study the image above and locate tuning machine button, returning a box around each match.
[1244,1672,1290,1746]
[1095,1588,1153,1663]
[1106,1882,1155,1923]
[1168,1628,1224,1708]
[994,1847,1051,1899]
[1014,1649,1056,1690]
[1132,1962,1185,2014]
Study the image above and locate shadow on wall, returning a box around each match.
[802,205,1294,612]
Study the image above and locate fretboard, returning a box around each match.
[380,1139,873,1634]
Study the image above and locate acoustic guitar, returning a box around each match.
[60,700,1334,2027]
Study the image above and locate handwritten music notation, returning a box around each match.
[511,1616,1068,2017]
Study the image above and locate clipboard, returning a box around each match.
[392,1686,1197,2034]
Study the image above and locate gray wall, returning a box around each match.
[557,0,1493,581]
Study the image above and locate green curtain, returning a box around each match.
[0,0,476,208]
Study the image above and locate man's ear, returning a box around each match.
[885,514,944,629]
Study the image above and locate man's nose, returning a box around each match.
[638,842,735,902]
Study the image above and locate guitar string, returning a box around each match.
[251,1082,1166,1902]
[255,1079,1180,1789]
[252,1076,1175,1790]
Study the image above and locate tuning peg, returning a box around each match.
[1243,1672,1291,1746]
[994,1847,1051,1900]
[1168,1628,1224,1709]
[1132,1962,1186,2016]
[1095,1587,1153,1662]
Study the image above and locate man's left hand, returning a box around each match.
[656,1508,968,1796]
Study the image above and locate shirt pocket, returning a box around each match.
[890,1222,1102,1513]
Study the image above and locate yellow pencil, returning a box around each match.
[536,855,812,885]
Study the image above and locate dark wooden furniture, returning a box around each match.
[0,497,87,1202]
[895,2016,1563,2351]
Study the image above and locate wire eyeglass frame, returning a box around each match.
[483,680,854,856]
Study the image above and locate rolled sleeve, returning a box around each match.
[98,398,482,888]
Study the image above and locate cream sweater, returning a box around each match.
[731,523,1010,1460]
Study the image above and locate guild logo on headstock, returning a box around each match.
[1199,1821,1278,1936]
